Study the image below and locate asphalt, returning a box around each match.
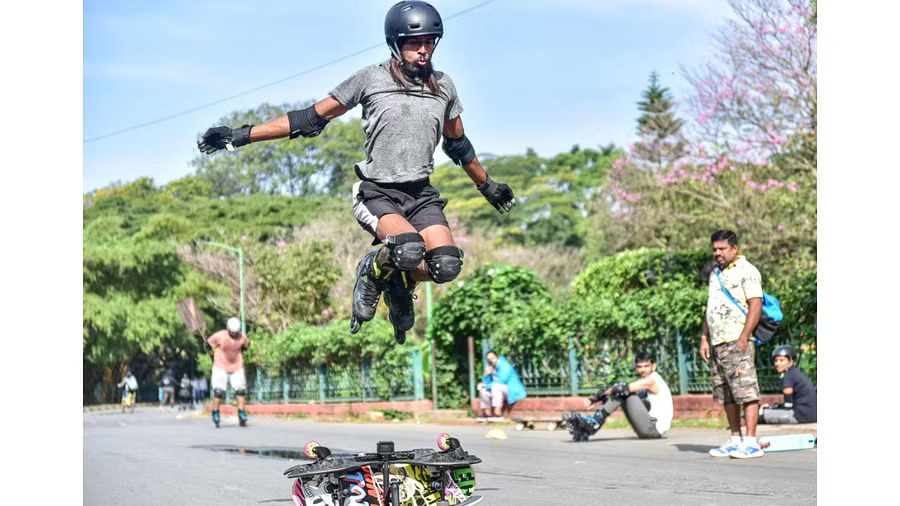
[84,407,816,505]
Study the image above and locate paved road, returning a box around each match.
[84,408,816,505]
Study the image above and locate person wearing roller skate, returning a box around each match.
[206,317,249,427]
[196,1,516,345]
[566,351,673,441]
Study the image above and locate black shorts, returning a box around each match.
[352,179,449,242]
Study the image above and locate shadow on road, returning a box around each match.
[671,444,714,453]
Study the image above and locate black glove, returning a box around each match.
[610,382,630,399]
[589,388,609,404]
[197,124,253,154]
[478,174,516,213]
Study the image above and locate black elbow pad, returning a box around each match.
[442,134,476,166]
[287,106,330,139]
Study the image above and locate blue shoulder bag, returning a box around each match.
[716,269,783,345]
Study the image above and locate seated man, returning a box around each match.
[759,345,816,424]
[567,351,673,441]
[476,350,527,421]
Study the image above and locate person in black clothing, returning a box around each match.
[160,368,178,408]
[759,345,816,424]
[178,373,193,411]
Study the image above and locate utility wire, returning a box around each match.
[84,0,500,144]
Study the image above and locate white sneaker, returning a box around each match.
[730,441,765,459]
[475,416,488,422]
[487,416,505,422]
[709,439,741,457]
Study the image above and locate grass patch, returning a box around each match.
[601,415,729,430]
[383,409,413,421]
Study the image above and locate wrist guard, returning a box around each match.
[230,125,253,149]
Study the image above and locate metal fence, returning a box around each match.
[129,329,815,406]
[490,329,816,397]
[244,351,422,403]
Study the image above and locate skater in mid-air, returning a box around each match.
[197,1,516,343]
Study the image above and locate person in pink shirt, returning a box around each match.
[207,317,250,427]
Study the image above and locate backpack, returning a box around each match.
[716,270,783,345]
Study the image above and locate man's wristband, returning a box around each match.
[230,125,253,148]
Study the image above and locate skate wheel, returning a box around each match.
[350,318,361,334]
[304,440,321,459]
[437,432,452,451]
[547,422,558,432]
[515,423,526,431]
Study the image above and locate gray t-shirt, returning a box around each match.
[330,63,464,183]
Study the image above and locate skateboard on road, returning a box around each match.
[285,433,483,505]
[759,433,816,452]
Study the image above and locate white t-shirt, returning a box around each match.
[647,371,673,434]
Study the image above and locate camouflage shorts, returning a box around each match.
[710,339,759,404]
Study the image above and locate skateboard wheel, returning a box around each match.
[547,422,558,432]
[515,423,526,431]
[304,440,321,459]
[437,432,452,451]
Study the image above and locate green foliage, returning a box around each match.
[571,248,709,341]
[427,264,554,408]
[191,102,365,197]
[252,317,414,400]
[633,70,687,170]
[430,145,618,248]
[252,241,341,333]
[382,409,414,421]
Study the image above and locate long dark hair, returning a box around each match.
[389,57,441,95]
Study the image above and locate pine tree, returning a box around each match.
[633,70,686,171]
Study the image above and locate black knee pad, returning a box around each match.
[384,233,426,271]
[234,389,247,397]
[213,389,226,399]
[424,246,464,283]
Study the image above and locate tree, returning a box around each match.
[632,70,687,171]
[190,102,365,197]
[599,0,816,267]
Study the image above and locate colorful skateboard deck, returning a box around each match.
[288,436,481,506]
[758,433,816,452]
[511,417,567,432]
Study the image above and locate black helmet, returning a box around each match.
[771,345,797,363]
[385,1,444,61]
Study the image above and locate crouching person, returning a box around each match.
[476,351,527,421]
[567,351,673,441]
[759,345,816,424]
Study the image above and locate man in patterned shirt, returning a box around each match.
[700,230,765,459]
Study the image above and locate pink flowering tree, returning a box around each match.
[598,0,816,267]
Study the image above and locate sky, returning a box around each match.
[83,0,738,193]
